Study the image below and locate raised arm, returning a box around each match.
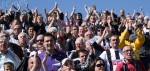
[140,7,145,17]
[65,11,70,26]
[70,6,76,19]
[132,9,136,19]
[42,52,49,71]
[111,8,115,22]
[49,2,57,14]
[32,8,38,24]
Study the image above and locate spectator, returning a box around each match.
[38,33,66,71]
[59,58,75,71]
[0,30,21,71]
[93,57,107,71]
[28,52,41,71]
[116,45,146,71]
[100,34,124,71]
[4,62,15,71]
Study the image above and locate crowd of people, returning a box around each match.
[0,2,150,71]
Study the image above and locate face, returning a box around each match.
[85,31,93,40]
[123,46,134,60]
[4,65,14,71]
[97,28,103,36]
[28,57,41,71]
[95,60,105,71]
[18,33,26,44]
[12,25,21,36]
[90,16,96,23]
[61,61,74,71]
[79,52,88,63]
[120,10,125,16]
[28,27,34,36]
[37,15,43,23]
[110,35,119,48]
[71,27,78,37]
[0,33,9,53]
[36,35,44,49]
[75,41,84,50]
[78,27,84,37]
[66,27,71,33]
[44,36,55,52]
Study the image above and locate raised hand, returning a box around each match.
[65,11,68,17]
[54,2,58,9]
[111,8,114,14]
[73,6,76,11]
[140,6,143,11]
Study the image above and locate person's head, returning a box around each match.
[120,9,125,16]
[94,57,106,71]
[18,32,27,46]
[28,55,41,71]
[44,33,56,53]
[66,26,71,33]
[75,37,85,50]
[97,25,105,36]
[20,13,27,22]
[144,16,149,24]
[122,46,134,60]
[37,14,43,23]
[4,62,15,71]
[78,49,89,63]
[36,34,44,50]
[12,24,22,36]
[0,31,9,54]
[78,26,85,37]
[90,15,96,23]
[48,27,57,38]
[27,25,35,37]
[61,58,75,71]
[71,26,78,37]
[10,19,21,29]
[109,34,119,49]
[85,30,94,40]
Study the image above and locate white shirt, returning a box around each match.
[100,48,124,71]
[0,50,21,71]
[9,35,19,45]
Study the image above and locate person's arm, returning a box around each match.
[140,7,145,17]
[48,17,55,28]
[96,27,107,44]
[30,52,39,71]
[65,11,70,26]
[70,6,76,19]
[49,2,57,14]
[111,8,115,22]
[85,6,92,22]
[93,9,100,20]
[132,9,136,19]
[131,28,145,50]
[32,8,38,24]
[84,5,89,15]
[44,8,49,24]
[42,52,49,71]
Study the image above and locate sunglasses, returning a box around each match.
[95,64,105,67]
[36,39,44,42]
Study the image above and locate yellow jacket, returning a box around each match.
[119,29,145,60]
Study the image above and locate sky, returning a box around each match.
[0,0,150,19]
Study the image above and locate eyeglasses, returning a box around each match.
[36,39,44,42]
[95,64,105,67]
[97,29,103,32]
[123,50,133,53]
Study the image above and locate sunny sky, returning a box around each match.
[0,0,150,19]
